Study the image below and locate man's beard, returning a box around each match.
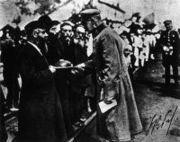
[37,37,48,54]
[74,38,85,47]
[64,36,71,45]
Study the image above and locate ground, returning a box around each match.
[75,58,180,142]
[4,56,180,142]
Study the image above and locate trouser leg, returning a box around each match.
[172,65,179,84]
[165,65,170,84]
[6,83,13,108]
[12,79,20,108]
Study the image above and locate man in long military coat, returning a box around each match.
[77,9,143,142]
[17,21,67,142]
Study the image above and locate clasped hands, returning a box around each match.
[49,62,86,75]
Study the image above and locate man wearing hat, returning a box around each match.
[76,8,143,142]
[16,20,67,142]
[38,14,61,63]
[159,20,180,85]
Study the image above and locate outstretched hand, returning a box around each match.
[49,65,56,73]
[70,67,85,75]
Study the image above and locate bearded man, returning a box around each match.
[17,20,67,142]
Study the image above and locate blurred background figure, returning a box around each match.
[120,31,136,81]
[159,20,180,85]
[1,24,20,111]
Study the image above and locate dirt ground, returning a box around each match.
[4,58,180,142]
[76,59,180,142]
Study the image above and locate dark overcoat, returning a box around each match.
[87,24,143,141]
[17,41,67,142]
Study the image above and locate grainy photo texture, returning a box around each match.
[0,0,180,142]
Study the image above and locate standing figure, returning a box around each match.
[37,15,60,65]
[52,21,75,138]
[17,20,67,142]
[1,25,20,110]
[77,9,143,142]
[72,25,95,123]
[159,20,180,85]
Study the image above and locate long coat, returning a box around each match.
[86,24,143,141]
[17,41,67,142]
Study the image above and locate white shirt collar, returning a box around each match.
[27,41,43,56]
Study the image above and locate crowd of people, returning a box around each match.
[0,7,179,142]
[109,16,161,80]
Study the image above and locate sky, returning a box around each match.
[0,0,180,29]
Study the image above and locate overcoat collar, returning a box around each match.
[92,23,106,37]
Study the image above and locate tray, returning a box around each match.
[54,66,78,70]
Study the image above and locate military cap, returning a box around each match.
[132,12,141,19]
[80,8,100,18]
[163,20,172,26]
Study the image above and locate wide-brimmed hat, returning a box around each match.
[38,15,60,30]
[25,20,44,36]
[38,15,53,31]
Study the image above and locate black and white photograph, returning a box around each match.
[0,0,180,142]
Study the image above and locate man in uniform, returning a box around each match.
[76,8,143,142]
[160,20,180,85]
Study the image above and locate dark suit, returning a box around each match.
[47,36,74,138]
[46,34,64,65]
[68,41,91,122]
[17,41,67,142]
[1,39,20,108]
[160,29,180,84]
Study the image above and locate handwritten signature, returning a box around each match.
[146,106,178,136]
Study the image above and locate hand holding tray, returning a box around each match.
[54,66,78,70]
[54,59,74,70]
